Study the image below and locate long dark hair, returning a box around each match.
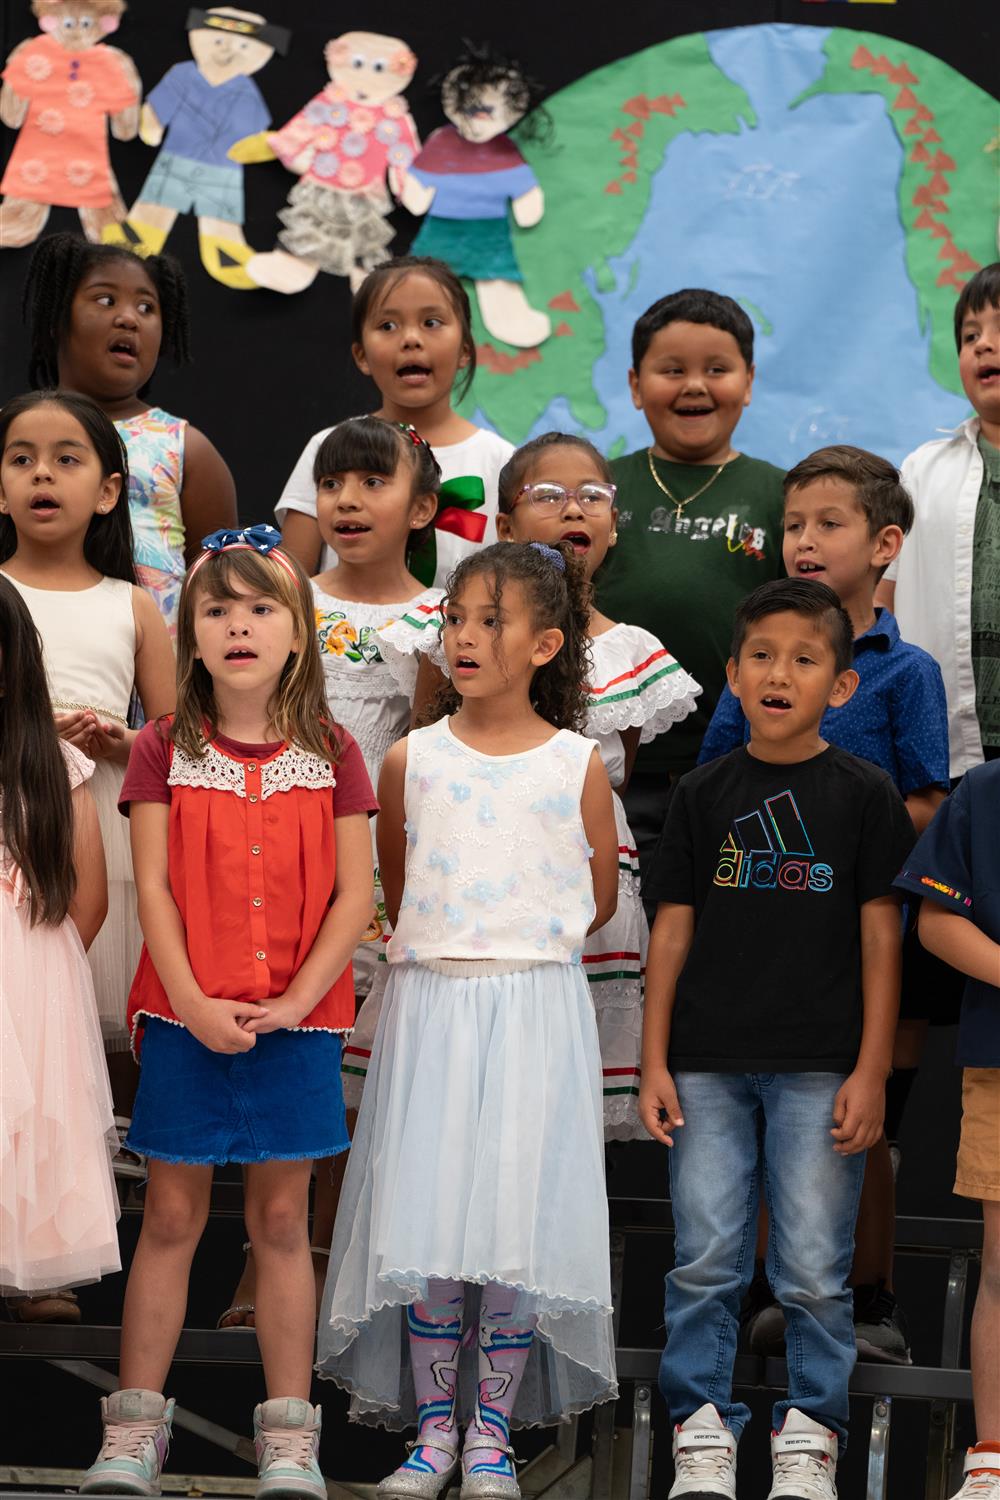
[22,231,191,395]
[0,577,75,925]
[421,540,591,731]
[352,256,476,403]
[0,390,137,584]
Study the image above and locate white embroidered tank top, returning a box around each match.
[388,718,597,966]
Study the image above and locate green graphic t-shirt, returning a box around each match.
[972,435,1000,749]
[596,448,786,774]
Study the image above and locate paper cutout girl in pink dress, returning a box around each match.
[0,0,140,247]
[234,30,419,294]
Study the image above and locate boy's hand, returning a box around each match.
[639,1065,685,1147]
[240,991,313,1035]
[176,993,268,1054]
[831,1069,886,1155]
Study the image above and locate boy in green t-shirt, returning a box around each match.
[596,289,785,865]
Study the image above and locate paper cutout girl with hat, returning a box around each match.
[232,30,420,294]
[101,6,289,290]
[401,43,551,348]
[0,0,140,248]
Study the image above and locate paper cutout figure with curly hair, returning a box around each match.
[401,43,551,348]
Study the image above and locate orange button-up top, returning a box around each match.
[122,723,376,1051]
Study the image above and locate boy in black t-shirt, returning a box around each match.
[640,578,914,1500]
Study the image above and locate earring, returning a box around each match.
[609,531,618,545]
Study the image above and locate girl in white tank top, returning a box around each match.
[0,393,175,1088]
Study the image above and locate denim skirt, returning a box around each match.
[127,1018,349,1165]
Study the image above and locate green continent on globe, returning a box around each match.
[457,33,755,440]
[793,30,999,398]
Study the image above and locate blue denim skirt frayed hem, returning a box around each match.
[127,1018,349,1167]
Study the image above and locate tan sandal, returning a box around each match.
[216,1301,255,1330]
[5,1289,81,1324]
[218,1240,255,1330]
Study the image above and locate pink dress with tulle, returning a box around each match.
[0,742,120,1294]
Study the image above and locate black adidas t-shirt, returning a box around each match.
[644,745,915,1073]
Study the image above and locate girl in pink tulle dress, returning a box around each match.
[0,576,119,1305]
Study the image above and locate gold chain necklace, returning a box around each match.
[646,448,733,520]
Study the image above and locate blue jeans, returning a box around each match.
[661,1072,865,1450]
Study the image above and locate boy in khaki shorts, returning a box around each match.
[895,763,1000,1500]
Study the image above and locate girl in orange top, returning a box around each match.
[81,527,376,1500]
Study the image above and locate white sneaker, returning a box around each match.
[949,1448,1000,1499]
[253,1398,326,1500]
[668,1404,738,1498]
[767,1409,838,1499]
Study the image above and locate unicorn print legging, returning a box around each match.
[398,1279,536,1481]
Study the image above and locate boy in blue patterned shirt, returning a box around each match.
[699,445,950,1367]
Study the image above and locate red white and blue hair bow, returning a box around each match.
[189,524,299,584]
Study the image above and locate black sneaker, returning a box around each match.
[740,1261,786,1356]
[853,1281,912,1365]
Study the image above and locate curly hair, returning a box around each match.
[437,40,552,146]
[420,541,592,732]
[22,232,191,393]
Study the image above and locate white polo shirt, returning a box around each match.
[887,416,984,777]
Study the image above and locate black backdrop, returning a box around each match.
[1,0,997,521]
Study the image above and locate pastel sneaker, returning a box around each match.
[668,1404,738,1498]
[79,1389,173,1495]
[949,1446,1000,1499]
[254,1398,326,1500]
[767,1409,838,1499]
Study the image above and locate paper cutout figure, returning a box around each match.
[234,31,419,294]
[0,0,140,247]
[401,43,551,348]
[101,6,290,290]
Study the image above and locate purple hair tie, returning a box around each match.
[528,541,566,573]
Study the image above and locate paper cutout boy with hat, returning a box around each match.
[103,5,289,289]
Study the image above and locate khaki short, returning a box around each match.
[955,1068,1000,1202]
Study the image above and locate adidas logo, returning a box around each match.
[714,789,833,893]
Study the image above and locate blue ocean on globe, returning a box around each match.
[503,24,973,469]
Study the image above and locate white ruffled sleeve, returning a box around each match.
[376,589,447,694]
[586,625,702,744]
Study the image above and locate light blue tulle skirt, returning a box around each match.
[316,959,617,1429]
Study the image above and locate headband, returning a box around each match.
[529,541,566,573]
[186,8,291,54]
[188,525,300,585]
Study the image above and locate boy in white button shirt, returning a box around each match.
[878,263,1000,777]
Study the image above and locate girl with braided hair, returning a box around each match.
[317,541,619,1500]
[21,231,236,633]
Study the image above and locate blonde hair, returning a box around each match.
[171,547,340,762]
